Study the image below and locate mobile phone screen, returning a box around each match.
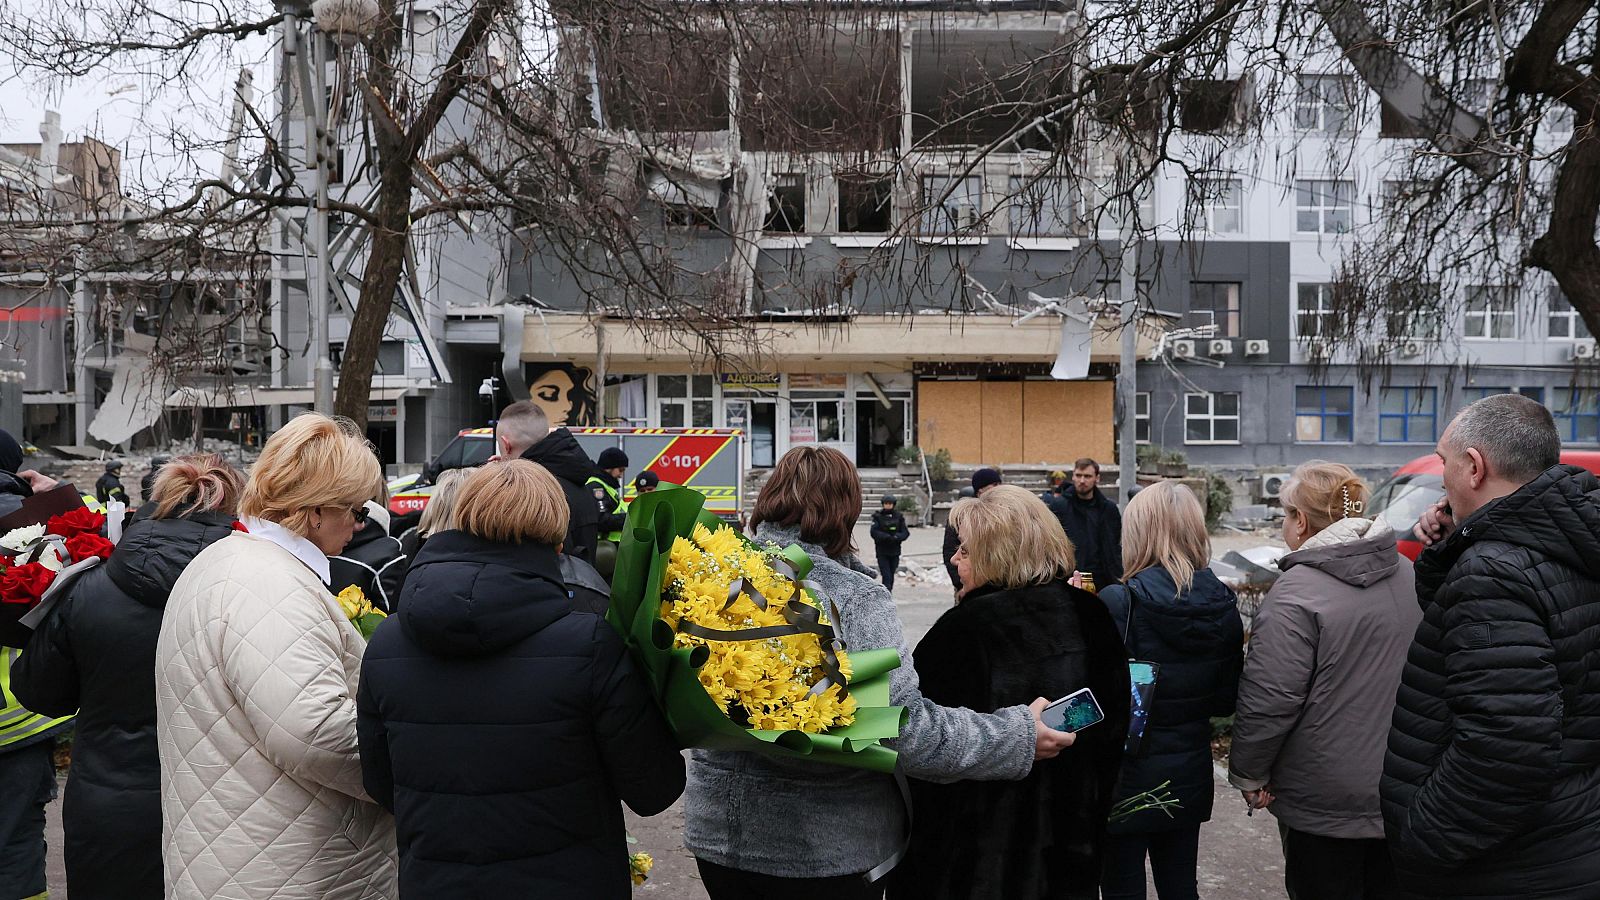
[1041,689,1104,733]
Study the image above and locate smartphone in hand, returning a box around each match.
[1040,687,1105,734]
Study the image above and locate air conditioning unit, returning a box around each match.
[1172,340,1196,359]
[1307,341,1334,361]
[1397,340,1424,358]
[1574,341,1597,360]
[1208,339,1235,356]
[1244,339,1270,356]
[1261,472,1292,500]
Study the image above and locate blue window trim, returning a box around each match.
[1294,385,1354,443]
[1461,387,1511,404]
[1551,388,1600,444]
[1379,386,1438,444]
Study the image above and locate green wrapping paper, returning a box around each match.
[607,485,907,773]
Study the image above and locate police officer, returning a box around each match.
[587,448,629,580]
[634,471,660,494]
[95,461,127,505]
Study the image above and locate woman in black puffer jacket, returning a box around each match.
[357,459,684,898]
[1098,481,1244,900]
[12,454,244,900]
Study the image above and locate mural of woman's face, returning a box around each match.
[530,368,576,425]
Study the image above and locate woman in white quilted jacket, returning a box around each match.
[156,414,397,900]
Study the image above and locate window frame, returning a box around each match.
[1548,288,1591,340]
[1295,179,1355,234]
[1293,75,1356,135]
[1550,388,1600,445]
[1294,385,1355,444]
[1184,391,1242,445]
[1463,285,1518,341]
[1190,282,1242,338]
[1136,391,1151,444]
[1296,283,1336,339]
[1008,175,1078,237]
[1188,177,1243,234]
[1378,386,1438,444]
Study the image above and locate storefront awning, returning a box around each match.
[520,313,1163,371]
[164,386,409,408]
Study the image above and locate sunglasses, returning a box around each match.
[325,504,371,525]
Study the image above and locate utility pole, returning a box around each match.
[284,9,335,415]
[1116,210,1139,509]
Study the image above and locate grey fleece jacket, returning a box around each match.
[1228,518,1420,839]
[684,523,1036,878]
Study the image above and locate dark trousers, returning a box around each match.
[697,858,884,900]
[0,741,55,900]
[1280,823,1410,900]
[877,555,899,591]
[1101,826,1201,900]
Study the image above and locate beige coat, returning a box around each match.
[156,532,397,900]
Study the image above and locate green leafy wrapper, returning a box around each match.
[607,486,907,773]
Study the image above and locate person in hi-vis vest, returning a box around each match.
[587,447,629,580]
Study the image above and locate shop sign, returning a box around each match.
[788,373,847,390]
[720,373,782,391]
[368,402,399,420]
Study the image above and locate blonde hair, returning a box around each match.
[1281,460,1370,536]
[239,413,381,537]
[149,453,245,520]
[452,459,569,545]
[1122,480,1211,593]
[950,484,1075,590]
[417,468,469,538]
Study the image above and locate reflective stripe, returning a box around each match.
[0,650,73,746]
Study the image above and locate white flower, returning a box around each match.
[0,524,44,552]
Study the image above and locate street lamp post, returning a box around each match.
[276,0,375,415]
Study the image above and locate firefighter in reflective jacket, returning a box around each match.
[0,647,73,899]
[587,448,630,581]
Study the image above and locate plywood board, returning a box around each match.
[980,381,1024,464]
[917,380,984,463]
[1022,381,1115,463]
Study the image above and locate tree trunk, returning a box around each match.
[334,172,412,430]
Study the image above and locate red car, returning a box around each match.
[1370,451,1600,560]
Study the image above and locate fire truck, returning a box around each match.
[386,426,744,534]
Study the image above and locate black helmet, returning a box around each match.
[150,454,172,468]
[881,494,897,506]
[105,460,123,473]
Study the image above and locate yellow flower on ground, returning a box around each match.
[661,523,856,734]
[628,852,654,886]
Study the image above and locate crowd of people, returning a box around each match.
[1,391,1598,900]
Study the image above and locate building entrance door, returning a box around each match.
[856,398,908,468]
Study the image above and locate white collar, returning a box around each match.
[241,516,331,584]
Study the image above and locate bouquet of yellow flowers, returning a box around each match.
[608,486,905,773]
[663,523,856,734]
[336,585,387,640]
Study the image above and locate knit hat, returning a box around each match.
[634,471,660,489]
[0,429,21,474]
[597,447,629,469]
[971,468,1002,492]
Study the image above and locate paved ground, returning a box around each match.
[42,522,1289,898]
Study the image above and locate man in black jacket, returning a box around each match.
[327,501,407,613]
[1046,457,1123,589]
[1381,393,1600,898]
[869,494,911,591]
[95,460,127,505]
[494,400,602,564]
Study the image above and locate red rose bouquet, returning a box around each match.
[0,509,113,610]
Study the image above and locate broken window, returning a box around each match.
[1088,66,1163,133]
[919,175,982,234]
[912,30,1070,148]
[1179,79,1242,133]
[765,174,806,233]
[739,27,901,152]
[1008,176,1077,237]
[839,177,892,233]
[594,31,730,132]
